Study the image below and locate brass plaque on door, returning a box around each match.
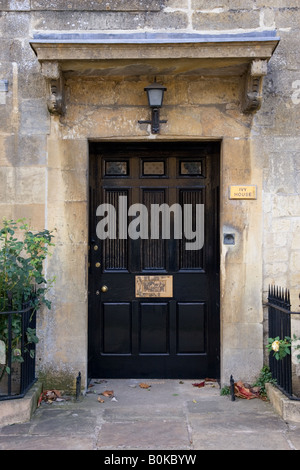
[135,275,173,298]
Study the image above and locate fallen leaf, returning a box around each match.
[139,383,151,389]
[46,390,61,399]
[192,399,197,403]
[204,378,217,382]
[38,389,63,405]
[192,381,205,388]
[97,397,105,403]
[234,381,260,400]
[102,390,114,397]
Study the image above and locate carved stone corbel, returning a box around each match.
[41,61,65,116]
[242,59,268,114]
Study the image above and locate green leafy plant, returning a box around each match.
[220,385,230,396]
[266,334,300,363]
[266,336,291,360]
[252,365,276,398]
[0,218,55,380]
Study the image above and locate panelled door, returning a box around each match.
[88,141,220,379]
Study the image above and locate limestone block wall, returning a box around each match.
[0,0,299,390]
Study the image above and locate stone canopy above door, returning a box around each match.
[29,30,280,116]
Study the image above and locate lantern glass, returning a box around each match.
[145,82,166,108]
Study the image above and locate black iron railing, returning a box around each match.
[0,299,37,401]
[267,285,300,400]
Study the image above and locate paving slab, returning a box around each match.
[97,421,191,450]
[0,379,299,451]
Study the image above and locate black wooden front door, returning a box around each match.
[88,141,220,379]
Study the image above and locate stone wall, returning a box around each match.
[0,1,299,390]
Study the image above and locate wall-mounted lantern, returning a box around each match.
[139,79,167,133]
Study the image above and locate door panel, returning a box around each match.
[177,302,205,354]
[102,303,131,354]
[88,141,220,379]
[140,302,169,354]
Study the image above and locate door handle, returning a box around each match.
[101,285,108,293]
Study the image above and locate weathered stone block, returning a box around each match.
[47,168,87,203]
[36,364,86,393]
[1,37,33,66]
[289,252,300,274]
[0,11,30,38]
[269,194,300,218]
[0,382,42,428]
[187,77,240,105]
[62,105,150,139]
[223,347,263,384]
[18,72,47,100]
[263,152,298,194]
[198,107,251,138]
[192,9,260,29]
[66,77,117,107]
[192,0,253,9]
[31,10,188,31]
[0,134,15,166]
[20,99,50,135]
[31,0,163,11]
[273,6,300,29]
[0,203,13,220]
[16,135,47,166]
[164,0,189,7]
[291,232,300,251]
[255,0,294,6]
[144,10,188,29]
[46,242,87,303]
[0,167,14,203]
[223,323,264,350]
[47,138,88,170]
[47,201,88,248]
[49,302,87,341]
[261,8,276,28]
[15,167,46,204]
[0,0,30,11]
[13,203,45,229]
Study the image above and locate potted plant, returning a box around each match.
[0,218,55,395]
